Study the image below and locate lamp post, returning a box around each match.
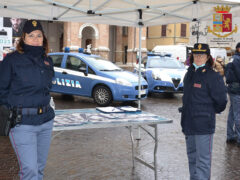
[191,21,208,43]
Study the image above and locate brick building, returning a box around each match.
[62,22,147,65]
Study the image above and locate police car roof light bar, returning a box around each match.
[147,52,172,57]
[64,47,70,53]
[78,48,84,53]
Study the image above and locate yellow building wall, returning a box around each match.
[147,23,190,51]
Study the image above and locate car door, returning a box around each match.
[61,55,91,96]
[49,54,71,94]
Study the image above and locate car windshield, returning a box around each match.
[85,57,123,71]
[148,57,185,69]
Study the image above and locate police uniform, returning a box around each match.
[181,43,227,180]
[225,42,240,145]
[0,20,55,180]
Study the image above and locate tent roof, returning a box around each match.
[1,0,240,27]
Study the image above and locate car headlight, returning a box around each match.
[116,78,132,86]
[152,72,162,80]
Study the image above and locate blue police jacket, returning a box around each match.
[181,64,227,135]
[0,44,55,125]
[225,52,240,94]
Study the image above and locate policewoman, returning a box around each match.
[0,20,55,180]
[180,43,227,180]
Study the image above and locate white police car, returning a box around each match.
[134,53,186,94]
[49,48,148,106]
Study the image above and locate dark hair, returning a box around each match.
[236,42,240,50]
[236,43,240,53]
[189,53,214,67]
[16,32,49,55]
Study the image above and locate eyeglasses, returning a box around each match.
[193,54,207,58]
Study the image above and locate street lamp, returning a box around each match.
[191,21,208,43]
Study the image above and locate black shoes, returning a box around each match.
[226,138,237,144]
[226,138,240,147]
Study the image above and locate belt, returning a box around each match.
[17,105,50,115]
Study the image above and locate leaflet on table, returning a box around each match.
[96,106,141,113]
[120,106,140,112]
[96,106,123,113]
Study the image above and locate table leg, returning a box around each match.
[129,125,159,180]
[136,126,141,141]
[154,124,158,180]
[129,126,135,169]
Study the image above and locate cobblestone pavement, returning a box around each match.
[0,137,18,180]
[1,93,240,180]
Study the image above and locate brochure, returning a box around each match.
[96,106,141,113]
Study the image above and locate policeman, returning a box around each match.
[225,42,240,146]
[180,43,227,180]
[0,20,55,180]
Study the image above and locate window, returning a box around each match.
[88,67,95,74]
[66,56,86,71]
[146,27,149,38]
[122,26,128,36]
[49,55,63,67]
[181,24,187,37]
[161,25,167,37]
[65,56,95,74]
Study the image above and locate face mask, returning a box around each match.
[193,63,205,70]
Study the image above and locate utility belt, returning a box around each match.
[14,104,50,115]
[0,104,50,136]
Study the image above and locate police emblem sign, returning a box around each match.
[208,5,237,38]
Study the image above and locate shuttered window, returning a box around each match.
[161,25,167,37]
[122,26,128,36]
[181,24,186,37]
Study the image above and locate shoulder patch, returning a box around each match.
[194,83,202,88]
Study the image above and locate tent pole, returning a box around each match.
[137,9,143,110]
[137,8,143,111]
[138,26,142,110]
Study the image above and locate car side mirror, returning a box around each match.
[79,67,88,76]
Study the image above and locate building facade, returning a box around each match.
[147,23,190,51]
[62,22,147,65]
[1,17,193,64]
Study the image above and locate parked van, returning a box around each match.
[152,45,192,63]
[210,48,227,62]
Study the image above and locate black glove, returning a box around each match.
[178,107,183,113]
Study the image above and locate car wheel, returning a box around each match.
[93,85,113,106]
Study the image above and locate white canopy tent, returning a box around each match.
[1,1,240,179]
[1,0,240,27]
[1,0,240,110]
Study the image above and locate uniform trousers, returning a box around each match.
[185,134,213,180]
[9,120,53,180]
[227,93,240,142]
